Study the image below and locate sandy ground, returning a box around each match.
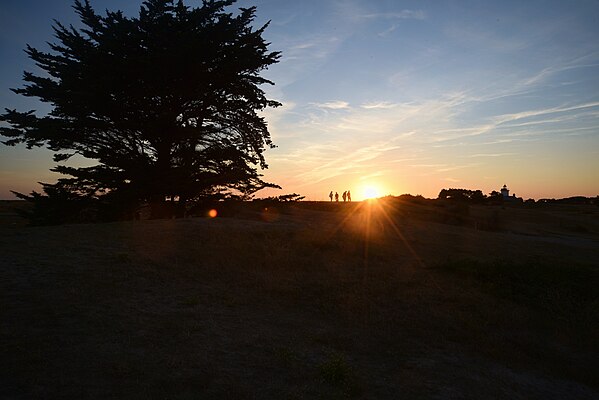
[1,200,598,399]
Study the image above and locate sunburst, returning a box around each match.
[362,185,381,200]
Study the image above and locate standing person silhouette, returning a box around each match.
[335,192,339,202]
[342,191,347,202]
[347,190,351,202]
[329,191,333,201]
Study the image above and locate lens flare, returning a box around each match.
[208,209,218,218]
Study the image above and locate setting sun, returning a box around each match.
[362,185,381,200]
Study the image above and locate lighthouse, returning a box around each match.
[500,184,509,199]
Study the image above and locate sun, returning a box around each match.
[362,185,381,200]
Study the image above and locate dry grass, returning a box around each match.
[1,199,598,399]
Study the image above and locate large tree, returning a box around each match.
[1,0,281,219]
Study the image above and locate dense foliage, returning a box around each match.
[1,0,281,221]
[437,188,486,203]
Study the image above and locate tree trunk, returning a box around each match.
[149,141,172,219]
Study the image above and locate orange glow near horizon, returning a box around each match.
[208,209,218,218]
[360,184,382,200]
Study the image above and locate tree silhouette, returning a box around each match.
[438,188,486,203]
[1,0,281,220]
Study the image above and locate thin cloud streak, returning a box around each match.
[310,100,351,110]
[360,10,426,20]
[494,101,599,125]
[467,153,518,158]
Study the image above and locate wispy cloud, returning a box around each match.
[359,171,385,181]
[360,101,398,109]
[444,24,528,53]
[425,100,599,144]
[311,100,351,110]
[436,164,478,173]
[378,25,399,37]
[444,177,461,183]
[260,21,599,197]
[467,153,517,158]
[522,52,599,87]
[288,138,405,186]
[280,36,340,62]
[494,101,599,125]
[464,53,599,105]
[361,10,426,20]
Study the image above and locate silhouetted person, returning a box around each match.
[347,190,351,202]
[342,191,347,202]
[329,191,333,201]
[335,192,339,202]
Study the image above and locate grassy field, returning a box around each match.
[1,198,598,399]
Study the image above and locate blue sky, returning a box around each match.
[1,0,598,200]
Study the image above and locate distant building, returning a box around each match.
[500,184,522,203]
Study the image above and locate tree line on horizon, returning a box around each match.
[435,189,598,205]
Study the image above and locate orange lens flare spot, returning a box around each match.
[208,209,218,218]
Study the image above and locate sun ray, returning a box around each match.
[370,199,444,292]
[304,196,443,294]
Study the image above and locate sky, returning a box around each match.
[1,0,598,201]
